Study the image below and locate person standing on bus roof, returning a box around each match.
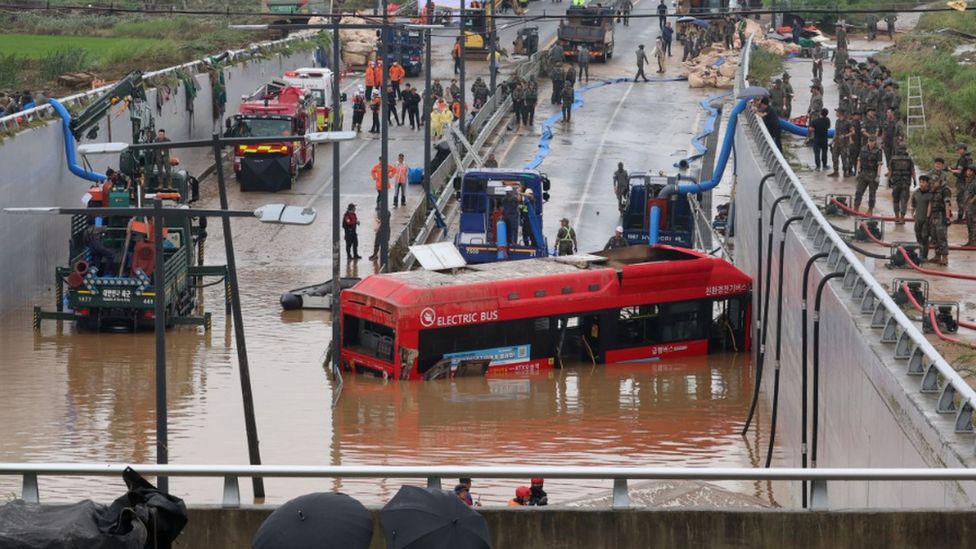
[605,226,629,250]
[519,188,537,248]
[501,187,520,246]
[556,218,577,256]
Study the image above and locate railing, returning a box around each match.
[0,31,319,134]
[5,463,976,510]
[739,41,976,438]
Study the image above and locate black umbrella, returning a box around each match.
[380,486,492,549]
[252,492,373,549]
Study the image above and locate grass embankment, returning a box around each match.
[0,13,277,93]
[746,48,785,88]
[882,11,976,166]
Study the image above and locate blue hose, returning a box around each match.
[49,98,106,183]
[525,76,687,171]
[649,97,749,244]
[779,116,835,138]
[681,91,732,166]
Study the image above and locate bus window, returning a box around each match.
[417,317,552,375]
[614,300,710,348]
[343,314,395,362]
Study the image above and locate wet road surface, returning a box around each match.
[0,6,784,507]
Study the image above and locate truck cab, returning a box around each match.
[452,169,550,263]
[281,69,345,131]
[230,83,317,192]
[621,172,695,248]
[558,5,616,61]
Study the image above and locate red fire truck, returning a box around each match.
[339,245,752,380]
[230,82,317,192]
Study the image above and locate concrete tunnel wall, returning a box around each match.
[731,114,976,508]
[0,49,315,316]
[176,506,976,548]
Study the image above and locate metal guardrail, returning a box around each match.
[5,463,976,510]
[0,31,319,134]
[739,42,976,437]
[389,51,541,270]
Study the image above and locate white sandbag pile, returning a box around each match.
[340,16,377,67]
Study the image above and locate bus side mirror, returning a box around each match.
[452,176,462,191]
[543,192,550,202]
[542,175,551,191]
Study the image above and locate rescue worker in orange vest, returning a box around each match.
[452,38,462,75]
[372,156,395,210]
[389,62,406,99]
[364,61,377,101]
[508,486,531,506]
[452,100,462,120]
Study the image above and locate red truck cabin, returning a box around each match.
[340,245,752,381]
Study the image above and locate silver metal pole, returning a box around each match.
[152,197,168,493]
[331,19,342,379]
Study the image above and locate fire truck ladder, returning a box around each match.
[905,75,927,137]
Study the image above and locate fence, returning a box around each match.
[0,31,319,134]
[388,51,541,270]
[739,40,976,440]
[4,463,976,510]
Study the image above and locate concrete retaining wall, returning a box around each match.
[732,115,976,508]
[178,505,976,548]
[0,49,315,314]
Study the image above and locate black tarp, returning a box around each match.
[0,468,187,549]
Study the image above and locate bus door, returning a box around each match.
[581,314,602,363]
[709,295,750,353]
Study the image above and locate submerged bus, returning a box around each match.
[339,245,751,380]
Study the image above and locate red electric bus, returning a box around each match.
[339,245,752,380]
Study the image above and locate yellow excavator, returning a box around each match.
[463,0,522,54]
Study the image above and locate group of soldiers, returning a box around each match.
[793,29,974,266]
[548,61,582,123]
[504,74,541,126]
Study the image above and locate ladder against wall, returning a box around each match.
[906,76,926,137]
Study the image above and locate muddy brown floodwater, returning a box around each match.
[0,282,782,507]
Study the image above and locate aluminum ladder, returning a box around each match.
[905,75,926,137]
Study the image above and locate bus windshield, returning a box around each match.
[234,117,293,137]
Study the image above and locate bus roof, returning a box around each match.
[345,245,752,316]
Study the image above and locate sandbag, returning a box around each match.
[688,72,706,88]
[343,52,368,66]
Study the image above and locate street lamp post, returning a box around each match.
[459,0,466,137]
[152,197,167,491]
[331,17,343,383]
[380,0,391,269]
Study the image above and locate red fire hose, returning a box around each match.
[927,307,976,349]
[860,222,976,252]
[831,197,910,222]
[898,247,976,281]
[900,283,925,313]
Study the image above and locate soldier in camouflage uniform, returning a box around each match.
[887,144,915,224]
[847,110,862,177]
[950,144,972,222]
[928,174,953,265]
[769,79,786,115]
[782,72,794,119]
[855,138,883,215]
[550,64,565,105]
[882,107,906,167]
[525,77,538,126]
[911,175,933,262]
[830,108,853,177]
[963,166,976,246]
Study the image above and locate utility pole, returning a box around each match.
[489,16,497,95]
[458,0,466,137]
[152,197,168,493]
[211,133,265,499]
[380,0,390,268]
[424,0,434,213]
